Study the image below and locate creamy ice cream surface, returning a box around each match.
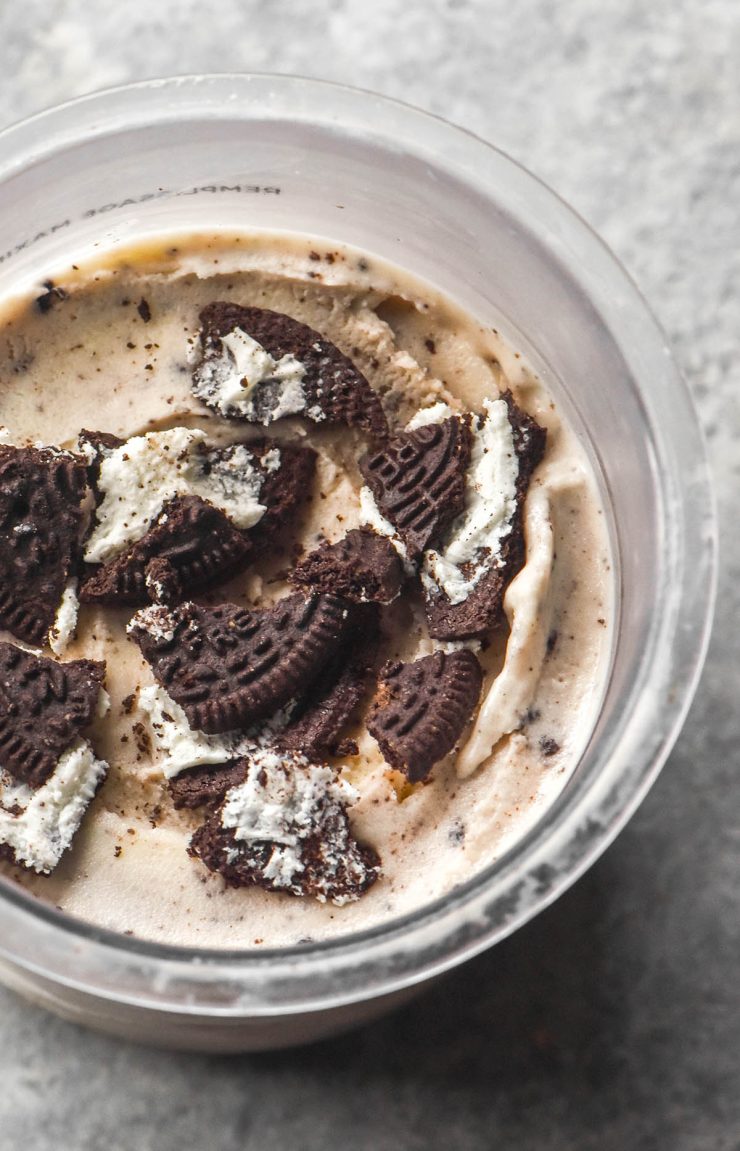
[0,232,613,947]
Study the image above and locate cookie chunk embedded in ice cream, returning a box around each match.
[0,643,108,873]
[0,443,89,647]
[358,413,473,562]
[290,527,404,605]
[192,302,388,438]
[367,650,483,782]
[128,594,352,735]
[422,392,546,639]
[0,642,105,788]
[277,603,379,760]
[189,746,380,904]
[80,429,316,605]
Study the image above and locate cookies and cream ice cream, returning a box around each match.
[0,232,613,947]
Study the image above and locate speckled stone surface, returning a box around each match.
[0,3,737,1148]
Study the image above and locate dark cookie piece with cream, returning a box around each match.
[0,444,88,645]
[0,642,105,788]
[424,393,546,639]
[367,650,483,782]
[128,593,351,735]
[168,606,378,801]
[277,604,379,759]
[78,428,124,487]
[79,436,316,606]
[425,533,522,640]
[359,415,472,561]
[80,496,253,606]
[193,302,388,439]
[290,527,404,605]
[189,748,380,903]
[169,759,248,810]
[247,442,317,557]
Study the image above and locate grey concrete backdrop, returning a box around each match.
[0,2,737,1148]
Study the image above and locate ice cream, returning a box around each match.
[0,232,613,947]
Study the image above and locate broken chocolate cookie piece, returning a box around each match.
[0,642,108,873]
[422,392,547,639]
[277,603,379,759]
[79,430,316,605]
[189,746,380,903]
[129,593,351,735]
[367,650,483,782]
[192,302,388,439]
[0,443,89,646]
[0,735,108,874]
[246,441,317,556]
[358,414,472,561]
[0,642,106,788]
[80,495,253,606]
[290,527,404,604]
[169,759,248,810]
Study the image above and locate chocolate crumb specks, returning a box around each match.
[35,280,68,314]
[137,298,152,323]
[132,722,152,758]
[189,747,380,904]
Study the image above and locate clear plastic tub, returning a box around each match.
[0,74,716,1051]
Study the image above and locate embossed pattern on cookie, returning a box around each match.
[0,642,105,788]
[277,604,379,759]
[193,302,389,439]
[367,650,483,782]
[358,415,472,561]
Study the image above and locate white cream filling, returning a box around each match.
[193,327,307,423]
[136,684,256,779]
[405,401,454,430]
[0,737,108,873]
[84,428,272,564]
[220,748,358,889]
[422,397,519,605]
[48,581,79,656]
[358,485,416,576]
